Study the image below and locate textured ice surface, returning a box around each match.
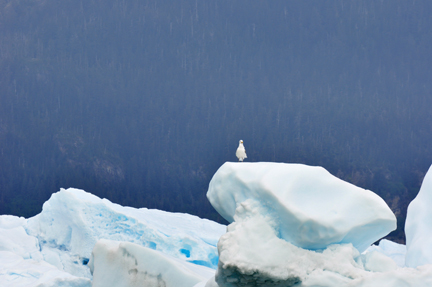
[364,239,406,268]
[211,199,369,286]
[405,164,432,268]
[25,188,225,278]
[361,250,398,272]
[0,250,91,287]
[0,215,91,286]
[207,162,396,252]
[90,239,215,287]
[299,265,432,287]
[0,225,41,260]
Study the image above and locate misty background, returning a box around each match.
[1,0,432,242]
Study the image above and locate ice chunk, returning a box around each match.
[347,266,432,287]
[300,265,432,287]
[0,221,42,260]
[89,239,215,287]
[25,188,225,278]
[405,164,432,267]
[361,251,398,272]
[364,239,406,267]
[207,162,396,252]
[212,199,369,286]
[208,198,432,286]
[0,215,27,229]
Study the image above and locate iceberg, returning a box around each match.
[25,188,225,277]
[0,188,225,286]
[207,162,396,252]
[4,162,432,286]
[207,199,408,287]
[205,162,417,286]
[405,164,432,267]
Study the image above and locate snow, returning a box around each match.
[89,239,215,287]
[405,164,432,268]
[207,162,396,252]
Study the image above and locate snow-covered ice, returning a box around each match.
[405,164,432,268]
[207,162,396,252]
[89,239,215,287]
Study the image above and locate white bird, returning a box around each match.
[236,140,247,162]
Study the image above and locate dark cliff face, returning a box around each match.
[1,0,432,242]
